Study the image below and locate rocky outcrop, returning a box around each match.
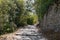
[40,1,60,40]
[42,0,60,32]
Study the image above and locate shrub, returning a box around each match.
[0,22,17,35]
[27,17,34,25]
[19,15,28,26]
[0,0,24,35]
[27,12,38,25]
[18,12,38,26]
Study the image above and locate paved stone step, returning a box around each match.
[15,33,41,36]
[25,25,37,29]
[12,25,47,40]
[13,35,47,40]
[20,29,38,31]
[13,36,31,40]
[15,28,39,35]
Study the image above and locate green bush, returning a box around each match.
[0,0,24,35]
[27,17,34,25]
[18,12,38,25]
[27,12,38,25]
[0,0,39,35]
[0,22,17,35]
[19,15,28,26]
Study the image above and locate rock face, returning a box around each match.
[42,0,60,32]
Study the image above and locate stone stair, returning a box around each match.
[12,25,47,40]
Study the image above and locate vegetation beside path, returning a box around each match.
[0,0,38,35]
